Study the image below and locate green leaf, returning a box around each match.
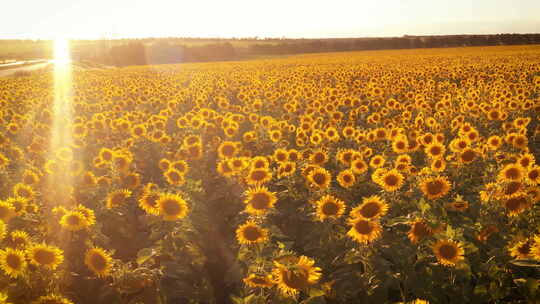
[418,198,430,214]
[445,225,455,239]
[308,288,326,297]
[510,259,540,267]
[230,296,244,304]
[136,248,156,265]
[386,216,410,227]
[474,284,488,296]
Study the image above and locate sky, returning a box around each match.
[2,0,540,39]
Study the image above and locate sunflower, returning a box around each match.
[309,149,328,166]
[337,169,356,188]
[425,142,446,159]
[445,198,469,212]
[0,220,6,242]
[350,196,388,219]
[157,193,189,221]
[500,181,524,198]
[430,158,446,172]
[419,176,451,200]
[246,168,272,185]
[277,161,296,178]
[336,149,356,166]
[27,243,64,270]
[76,204,96,226]
[139,191,161,215]
[98,148,114,163]
[526,166,540,184]
[217,160,234,177]
[347,218,382,243]
[532,236,540,260]
[236,220,269,245]
[164,168,186,186]
[22,169,40,186]
[0,248,26,278]
[158,158,171,171]
[85,247,113,277]
[105,189,132,209]
[0,200,15,222]
[59,211,90,231]
[0,292,10,304]
[517,153,535,169]
[0,153,9,169]
[12,183,35,201]
[31,294,74,304]
[184,144,203,160]
[244,186,277,215]
[392,135,409,153]
[307,167,332,191]
[9,230,31,249]
[458,148,477,164]
[228,157,249,173]
[377,169,404,192]
[350,159,368,175]
[503,194,530,216]
[407,219,433,243]
[122,172,141,189]
[509,239,531,259]
[250,156,270,169]
[112,153,132,172]
[315,195,346,221]
[6,196,28,216]
[272,256,321,297]
[243,273,275,288]
[498,163,525,182]
[432,239,464,267]
[486,135,502,151]
[369,155,386,168]
[273,148,289,163]
[171,160,189,175]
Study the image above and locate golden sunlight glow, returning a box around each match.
[49,37,74,206]
[54,38,71,64]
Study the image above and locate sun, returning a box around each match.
[54,37,71,65]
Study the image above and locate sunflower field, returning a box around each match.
[0,45,540,304]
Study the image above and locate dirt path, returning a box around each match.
[0,61,52,77]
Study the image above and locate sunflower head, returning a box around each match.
[157,193,189,221]
[407,219,433,243]
[375,169,404,192]
[350,196,388,219]
[106,189,132,209]
[272,256,321,297]
[420,175,452,200]
[0,247,27,278]
[337,169,356,188]
[60,211,90,231]
[27,243,64,270]
[315,195,346,221]
[498,163,525,182]
[236,220,269,245]
[347,217,382,243]
[306,167,332,191]
[432,239,464,267]
[85,247,113,277]
[244,186,277,215]
[246,168,272,185]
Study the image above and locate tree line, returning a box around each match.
[2,34,540,66]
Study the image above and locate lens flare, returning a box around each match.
[49,37,74,207]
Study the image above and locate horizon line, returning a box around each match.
[1,32,540,42]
